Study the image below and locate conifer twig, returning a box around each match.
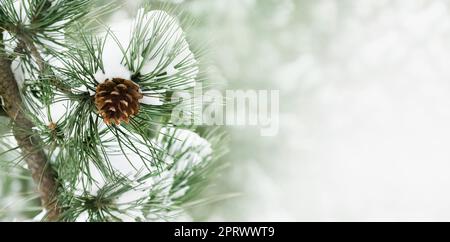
[16,36,72,94]
[0,32,60,221]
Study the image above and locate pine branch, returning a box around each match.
[16,35,72,94]
[0,2,222,221]
[0,32,60,221]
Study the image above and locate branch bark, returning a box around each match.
[0,33,60,221]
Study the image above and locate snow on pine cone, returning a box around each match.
[94,78,143,125]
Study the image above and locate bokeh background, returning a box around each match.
[3,0,450,221]
[184,0,450,221]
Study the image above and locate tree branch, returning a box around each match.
[0,32,60,221]
[17,36,73,94]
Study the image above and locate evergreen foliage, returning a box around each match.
[0,0,224,221]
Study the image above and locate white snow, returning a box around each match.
[140,96,163,106]
[137,9,199,89]
[32,209,47,221]
[93,64,132,83]
[12,0,30,24]
[159,127,213,178]
[67,126,213,221]
[10,59,24,87]
[96,8,198,102]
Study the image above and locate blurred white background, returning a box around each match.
[182,0,450,221]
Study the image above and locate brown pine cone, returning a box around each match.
[94,78,143,125]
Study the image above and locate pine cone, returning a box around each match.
[94,78,143,125]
